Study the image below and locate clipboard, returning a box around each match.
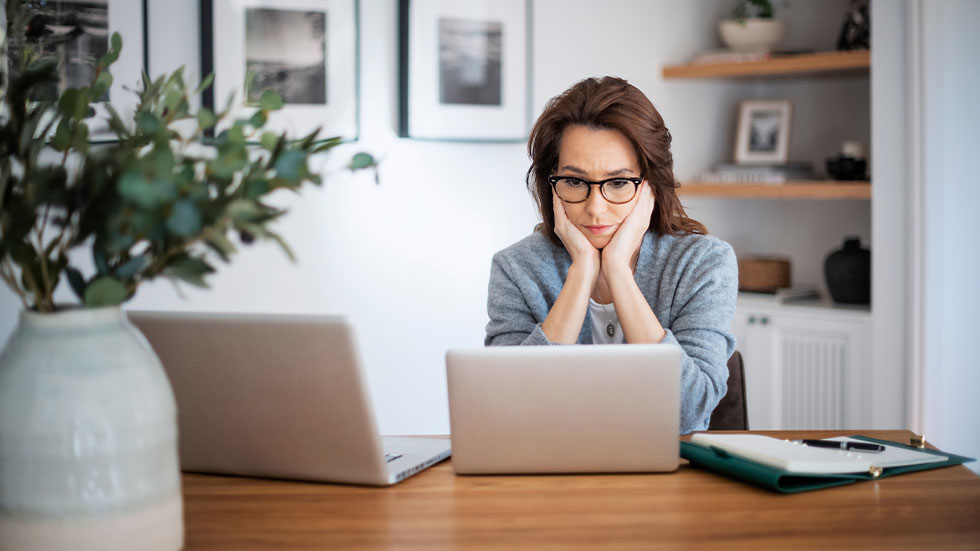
[680,435,976,493]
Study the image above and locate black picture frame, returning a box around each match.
[3,0,148,142]
[398,0,531,142]
[200,0,360,141]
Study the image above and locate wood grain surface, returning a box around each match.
[181,430,980,550]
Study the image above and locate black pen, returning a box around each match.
[795,439,885,453]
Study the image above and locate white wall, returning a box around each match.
[0,0,866,434]
[919,0,980,470]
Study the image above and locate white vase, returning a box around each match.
[718,18,786,51]
[0,307,183,551]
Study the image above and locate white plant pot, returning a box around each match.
[719,18,786,51]
[0,307,183,551]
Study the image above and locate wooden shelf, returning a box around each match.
[677,181,871,199]
[662,50,870,79]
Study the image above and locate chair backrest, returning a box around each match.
[708,351,748,430]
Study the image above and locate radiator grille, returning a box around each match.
[780,334,847,429]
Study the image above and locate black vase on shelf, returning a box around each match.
[824,237,871,304]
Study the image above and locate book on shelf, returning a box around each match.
[698,161,821,184]
[740,285,822,303]
[688,48,816,65]
[690,49,771,64]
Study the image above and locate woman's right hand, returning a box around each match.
[553,194,600,277]
[542,194,601,343]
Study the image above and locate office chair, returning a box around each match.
[708,351,748,430]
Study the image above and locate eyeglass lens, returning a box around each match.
[553,178,637,204]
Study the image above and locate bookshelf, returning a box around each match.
[677,181,871,200]
[662,50,870,80]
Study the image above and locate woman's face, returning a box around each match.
[555,125,642,249]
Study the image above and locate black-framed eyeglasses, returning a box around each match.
[548,176,641,204]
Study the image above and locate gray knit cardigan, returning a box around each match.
[485,230,738,433]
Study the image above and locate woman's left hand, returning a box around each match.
[601,181,654,275]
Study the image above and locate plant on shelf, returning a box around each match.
[720,0,787,51]
[0,3,373,550]
[732,0,777,22]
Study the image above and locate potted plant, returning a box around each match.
[0,3,370,549]
[719,0,787,52]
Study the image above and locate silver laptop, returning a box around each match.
[128,311,451,486]
[446,344,681,474]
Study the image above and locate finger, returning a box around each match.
[553,193,567,224]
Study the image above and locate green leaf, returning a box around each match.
[260,131,280,151]
[115,256,147,279]
[265,230,296,262]
[195,73,215,95]
[93,247,110,275]
[137,111,163,135]
[202,228,237,262]
[51,119,72,151]
[248,109,267,128]
[226,199,262,223]
[66,266,87,301]
[259,89,284,111]
[312,136,344,153]
[91,71,113,100]
[274,149,308,183]
[165,256,215,288]
[166,199,202,237]
[117,169,176,208]
[97,32,123,68]
[197,107,216,129]
[84,277,128,307]
[243,177,270,199]
[349,152,377,170]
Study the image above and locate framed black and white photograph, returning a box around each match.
[398,0,529,141]
[734,100,792,164]
[202,0,359,141]
[5,0,146,141]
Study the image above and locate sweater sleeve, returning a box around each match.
[662,240,738,434]
[484,252,556,346]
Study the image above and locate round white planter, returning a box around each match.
[0,307,183,551]
[718,18,786,51]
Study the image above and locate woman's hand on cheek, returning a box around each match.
[553,193,600,272]
[602,181,654,275]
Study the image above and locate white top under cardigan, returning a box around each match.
[588,298,624,344]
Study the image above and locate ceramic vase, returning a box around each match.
[824,237,871,304]
[0,307,183,551]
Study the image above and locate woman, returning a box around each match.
[485,76,737,434]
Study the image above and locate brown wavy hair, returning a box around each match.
[527,76,706,245]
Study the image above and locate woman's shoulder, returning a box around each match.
[491,230,568,279]
[647,232,737,273]
[493,230,563,263]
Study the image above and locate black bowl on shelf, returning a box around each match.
[825,155,867,181]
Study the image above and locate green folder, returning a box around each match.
[680,435,976,493]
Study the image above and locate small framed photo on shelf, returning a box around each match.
[202,0,360,141]
[398,0,530,141]
[734,100,792,165]
[6,0,146,141]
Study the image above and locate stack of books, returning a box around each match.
[688,48,816,65]
[690,49,772,64]
[699,162,820,184]
[740,285,822,303]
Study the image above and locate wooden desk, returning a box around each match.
[182,430,980,550]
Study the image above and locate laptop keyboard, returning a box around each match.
[384,453,403,463]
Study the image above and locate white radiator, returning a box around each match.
[779,334,847,429]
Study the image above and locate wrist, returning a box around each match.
[568,259,600,287]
